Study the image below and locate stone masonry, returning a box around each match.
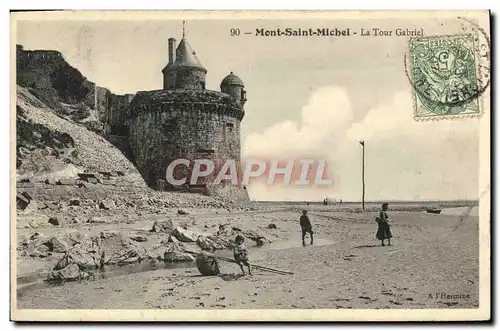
[16,27,249,201]
[128,31,248,199]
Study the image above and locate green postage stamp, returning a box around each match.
[409,34,483,120]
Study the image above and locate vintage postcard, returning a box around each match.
[10,10,491,321]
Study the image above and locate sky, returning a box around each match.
[15,13,488,201]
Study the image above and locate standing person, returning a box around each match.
[300,210,314,245]
[376,203,393,246]
[233,235,252,275]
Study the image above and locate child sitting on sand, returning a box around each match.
[233,235,252,275]
[376,203,393,246]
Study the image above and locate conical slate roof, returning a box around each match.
[220,72,244,87]
[172,38,206,72]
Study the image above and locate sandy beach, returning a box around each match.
[16,204,479,310]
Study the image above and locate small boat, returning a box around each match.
[426,208,442,214]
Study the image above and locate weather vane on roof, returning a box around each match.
[182,20,186,38]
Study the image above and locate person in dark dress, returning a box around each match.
[376,203,393,246]
[300,210,314,245]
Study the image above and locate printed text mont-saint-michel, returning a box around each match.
[230,27,425,37]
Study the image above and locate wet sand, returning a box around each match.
[16,206,479,309]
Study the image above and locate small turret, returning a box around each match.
[162,22,207,90]
[220,72,246,108]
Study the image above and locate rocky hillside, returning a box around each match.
[15,45,141,183]
[15,45,252,209]
[16,86,143,182]
[16,85,250,217]
[16,46,92,109]
[16,45,133,137]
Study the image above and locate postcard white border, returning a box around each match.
[9,10,491,322]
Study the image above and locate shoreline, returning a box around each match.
[15,206,479,309]
[15,205,478,279]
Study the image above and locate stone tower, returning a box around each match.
[221,72,247,108]
[127,23,249,201]
[162,24,207,90]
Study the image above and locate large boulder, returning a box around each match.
[98,232,147,265]
[148,239,185,260]
[148,244,167,260]
[150,218,177,235]
[54,232,148,270]
[161,242,194,262]
[19,232,50,257]
[196,236,227,251]
[60,230,87,246]
[173,226,200,243]
[23,238,51,257]
[20,231,83,257]
[48,263,90,281]
[54,238,103,270]
[20,233,67,257]
[211,236,231,249]
[196,236,214,250]
[213,226,275,248]
[45,236,70,253]
[240,228,273,246]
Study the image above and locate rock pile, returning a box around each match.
[18,231,84,258]
[18,215,280,283]
[54,231,148,271]
[48,263,90,281]
[162,242,195,262]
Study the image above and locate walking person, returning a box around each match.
[300,210,314,246]
[376,203,393,246]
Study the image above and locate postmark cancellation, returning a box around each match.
[409,34,486,121]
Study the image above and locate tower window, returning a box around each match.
[226,123,234,128]
[196,148,215,153]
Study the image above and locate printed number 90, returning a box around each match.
[230,28,240,36]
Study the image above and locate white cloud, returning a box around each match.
[244,87,480,201]
[243,86,353,157]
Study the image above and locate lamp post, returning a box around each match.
[359,140,365,211]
